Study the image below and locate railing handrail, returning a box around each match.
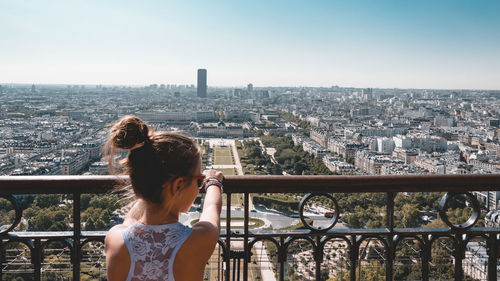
[1,174,500,281]
[1,174,499,194]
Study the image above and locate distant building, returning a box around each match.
[327,138,364,161]
[310,128,329,148]
[463,241,488,281]
[60,149,90,175]
[89,161,108,175]
[136,111,216,123]
[197,69,207,98]
[393,135,412,149]
[355,151,391,175]
[362,88,373,101]
[474,192,500,211]
[489,119,500,128]
[247,83,253,92]
[414,157,446,174]
[31,84,36,94]
[377,137,395,154]
[434,116,455,127]
[197,121,246,138]
[323,156,355,174]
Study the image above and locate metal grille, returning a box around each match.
[0,174,499,281]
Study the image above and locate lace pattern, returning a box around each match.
[122,222,192,281]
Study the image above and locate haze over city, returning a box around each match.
[1,0,499,89]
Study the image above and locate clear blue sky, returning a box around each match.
[1,0,499,89]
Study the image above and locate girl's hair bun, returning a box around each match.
[109,115,149,150]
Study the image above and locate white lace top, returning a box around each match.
[122,222,193,281]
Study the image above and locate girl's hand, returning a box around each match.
[203,169,224,182]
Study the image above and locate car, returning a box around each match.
[324,211,335,218]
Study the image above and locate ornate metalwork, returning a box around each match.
[299,193,339,232]
[0,175,499,281]
[438,192,481,230]
[0,195,22,235]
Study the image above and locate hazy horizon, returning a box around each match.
[2,82,500,92]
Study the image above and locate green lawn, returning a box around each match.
[213,147,234,165]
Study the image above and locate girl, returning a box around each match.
[104,115,223,281]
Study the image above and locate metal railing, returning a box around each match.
[0,174,500,281]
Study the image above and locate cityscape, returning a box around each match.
[2,0,500,279]
[1,68,499,280]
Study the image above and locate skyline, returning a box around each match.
[1,0,499,90]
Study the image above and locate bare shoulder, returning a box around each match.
[105,224,131,281]
[105,224,128,248]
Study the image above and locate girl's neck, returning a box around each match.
[139,202,179,225]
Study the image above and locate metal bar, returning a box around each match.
[315,236,321,281]
[73,193,81,281]
[454,237,464,281]
[226,193,231,281]
[487,234,497,281]
[279,237,284,281]
[2,174,500,194]
[237,257,241,281]
[421,235,430,281]
[350,235,358,281]
[386,192,395,281]
[386,237,393,281]
[243,193,249,281]
[0,175,499,281]
[34,238,41,281]
[0,240,3,278]
[386,192,395,231]
[232,256,236,281]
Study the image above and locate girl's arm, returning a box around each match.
[197,169,223,234]
[174,170,223,279]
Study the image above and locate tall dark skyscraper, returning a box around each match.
[197,69,207,98]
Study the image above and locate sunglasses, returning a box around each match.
[192,175,206,190]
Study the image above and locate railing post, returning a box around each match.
[351,236,359,281]
[386,193,395,281]
[487,234,498,281]
[386,192,395,232]
[421,235,430,281]
[453,235,464,281]
[386,237,394,281]
[33,238,42,281]
[0,240,3,278]
[72,193,81,281]
[314,236,323,280]
[225,192,231,281]
[243,193,249,281]
[279,237,285,281]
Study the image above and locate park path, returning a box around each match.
[231,139,244,175]
[254,241,278,281]
[207,139,243,175]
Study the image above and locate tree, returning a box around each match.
[293,162,307,175]
[86,217,96,231]
[33,194,61,209]
[398,203,420,228]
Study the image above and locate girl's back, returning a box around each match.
[122,222,192,280]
